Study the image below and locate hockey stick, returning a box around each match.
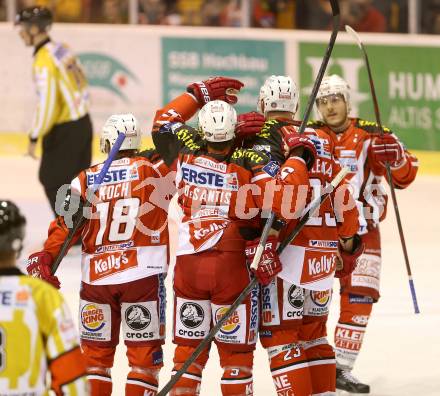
[157,3,341,394]
[297,0,340,135]
[51,132,126,275]
[345,25,420,314]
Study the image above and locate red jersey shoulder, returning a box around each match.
[353,118,392,135]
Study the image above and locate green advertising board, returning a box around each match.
[299,42,440,151]
[162,37,285,115]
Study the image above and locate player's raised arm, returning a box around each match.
[152,76,244,166]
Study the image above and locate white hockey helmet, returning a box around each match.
[257,75,299,116]
[100,113,141,153]
[316,74,351,111]
[198,100,237,142]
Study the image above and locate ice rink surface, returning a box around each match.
[3,156,440,396]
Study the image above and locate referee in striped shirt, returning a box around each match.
[16,6,92,216]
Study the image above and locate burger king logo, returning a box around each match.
[310,290,330,307]
[216,307,240,335]
[81,303,106,332]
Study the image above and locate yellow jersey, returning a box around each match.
[0,267,88,395]
[30,40,90,141]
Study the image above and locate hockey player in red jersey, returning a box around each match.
[152,76,315,396]
[26,114,173,396]
[237,75,363,395]
[309,74,419,393]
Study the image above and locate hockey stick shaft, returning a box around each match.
[298,0,340,135]
[51,133,126,274]
[345,25,419,314]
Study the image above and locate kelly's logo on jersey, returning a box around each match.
[86,165,139,187]
[216,307,241,335]
[181,164,239,191]
[308,255,336,277]
[89,249,138,282]
[193,221,229,240]
[81,303,106,332]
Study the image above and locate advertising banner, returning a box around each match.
[299,42,440,151]
[162,37,285,115]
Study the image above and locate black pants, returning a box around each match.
[39,114,93,217]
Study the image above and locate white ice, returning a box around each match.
[3,156,440,395]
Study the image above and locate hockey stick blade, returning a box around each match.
[51,132,126,275]
[345,25,420,314]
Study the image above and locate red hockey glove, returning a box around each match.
[245,236,282,286]
[370,134,405,168]
[236,112,265,140]
[186,77,244,107]
[335,234,365,279]
[26,251,60,289]
[284,131,317,170]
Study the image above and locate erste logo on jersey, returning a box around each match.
[81,303,105,332]
[89,249,138,282]
[181,164,239,191]
[86,164,139,187]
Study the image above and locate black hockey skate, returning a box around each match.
[336,368,370,394]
